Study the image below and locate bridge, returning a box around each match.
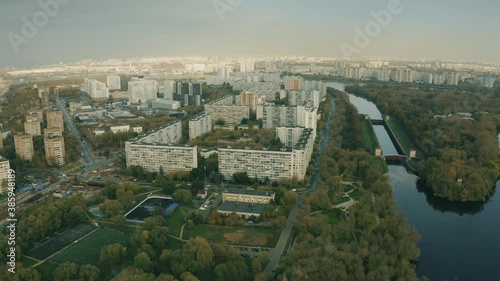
[383,154,409,162]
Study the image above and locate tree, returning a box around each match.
[251,252,269,274]
[232,172,250,184]
[54,262,79,281]
[180,272,200,281]
[116,187,134,209]
[161,180,177,195]
[134,252,153,273]
[79,264,100,281]
[172,237,214,276]
[99,243,127,267]
[214,260,249,281]
[173,189,192,205]
[99,200,123,217]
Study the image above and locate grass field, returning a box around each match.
[183,224,275,247]
[35,227,134,281]
[165,206,195,238]
[21,256,39,268]
[388,119,419,155]
[27,224,97,260]
[313,208,343,225]
[361,119,379,154]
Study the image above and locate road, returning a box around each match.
[56,96,94,165]
[264,98,336,276]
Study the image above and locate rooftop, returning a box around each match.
[223,188,275,197]
[218,201,267,216]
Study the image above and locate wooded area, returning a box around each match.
[346,84,500,202]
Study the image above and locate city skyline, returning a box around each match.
[1,0,500,67]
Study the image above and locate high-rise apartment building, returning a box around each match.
[24,120,42,136]
[44,136,66,166]
[84,79,110,100]
[14,134,34,161]
[46,110,64,131]
[218,128,315,181]
[189,113,213,140]
[44,127,62,138]
[128,80,158,103]
[284,76,304,91]
[0,156,10,194]
[106,76,121,91]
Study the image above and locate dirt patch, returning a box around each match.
[224,230,268,247]
[224,230,245,244]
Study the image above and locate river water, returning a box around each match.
[328,82,500,281]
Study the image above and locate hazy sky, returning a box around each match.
[1,0,499,67]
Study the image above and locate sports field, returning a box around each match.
[35,227,134,280]
[27,224,97,260]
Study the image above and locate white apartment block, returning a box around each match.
[0,156,10,194]
[208,95,234,106]
[189,113,212,140]
[276,127,305,148]
[240,61,255,73]
[110,125,131,134]
[84,79,110,100]
[288,90,321,108]
[218,128,315,181]
[164,80,175,100]
[140,121,183,144]
[257,105,298,129]
[125,142,198,174]
[107,76,121,91]
[297,106,319,131]
[128,80,158,103]
[204,105,249,125]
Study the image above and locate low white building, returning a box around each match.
[110,125,130,134]
[132,126,143,134]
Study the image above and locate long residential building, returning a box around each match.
[125,121,196,174]
[204,105,249,125]
[218,128,315,181]
[125,142,197,174]
[189,113,212,140]
[140,121,183,144]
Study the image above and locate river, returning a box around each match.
[328,82,500,281]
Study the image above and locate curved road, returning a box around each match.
[264,98,336,277]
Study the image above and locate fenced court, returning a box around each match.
[35,227,133,280]
[26,224,97,260]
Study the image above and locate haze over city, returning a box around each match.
[1,0,500,67]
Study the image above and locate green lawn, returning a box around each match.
[166,206,195,238]
[313,208,343,225]
[388,119,419,155]
[21,256,39,268]
[361,119,379,154]
[35,227,134,281]
[183,224,275,247]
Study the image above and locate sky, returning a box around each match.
[0,0,499,67]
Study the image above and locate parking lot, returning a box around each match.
[198,192,222,215]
